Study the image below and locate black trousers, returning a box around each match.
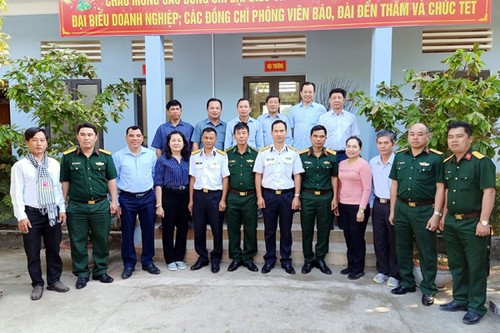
[193,190,223,263]
[262,190,294,266]
[339,203,370,274]
[23,206,63,287]
[162,188,189,264]
[372,200,399,278]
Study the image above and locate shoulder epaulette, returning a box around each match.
[191,149,201,155]
[225,146,235,153]
[98,148,111,155]
[216,149,226,155]
[250,146,259,152]
[396,147,408,154]
[288,146,298,152]
[63,147,77,155]
[472,151,485,159]
[259,145,271,152]
[429,148,443,155]
[299,148,309,154]
[443,155,453,163]
[325,148,337,155]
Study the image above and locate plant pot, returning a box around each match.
[413,263,452,290]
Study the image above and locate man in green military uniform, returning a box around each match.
[61,123,118,289]
[299,125,338,275]
[225,122,259,272]
[438,121,496,325]
[389,123,444,306]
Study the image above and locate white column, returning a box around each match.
[145,35,166,148]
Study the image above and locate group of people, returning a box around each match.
[10,81,495,326]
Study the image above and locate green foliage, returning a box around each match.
[0,154,16,222]
[0,0,10,70]
[352,45,500,158]
[0,124,25,156]
[3,47,138,156]
[492,176,500,236]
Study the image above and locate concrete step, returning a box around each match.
[154,222,374,244]
[140,239,376,268]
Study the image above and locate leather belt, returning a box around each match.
[453,211,480,220]
[375,197,390,204]
[119,188,153,198]
[398,198,434,207]
[73,196,107,205]
[163,185,189,191]
[302,188,332,196]
[336,150,345,154]
[263,188,293,195]
[229,188,256,196]
[195,188,221,193]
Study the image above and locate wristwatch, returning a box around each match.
[433,211,442,217]
[480,220,489,226]
[156,203,162,208]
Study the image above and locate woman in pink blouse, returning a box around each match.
[335,136,372,280]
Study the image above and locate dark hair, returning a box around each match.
[25,127,49,141]
[237,98,250,107]
[346,136,362,148]
[447,121,473,136]
[265,95,280,103]
[126,125,143,135]
[329,88,346,99]
[300,81,316,92]
[77,123,97,135]
[271,119,287,131]
[376,129,396,143]
[164,131,189,161]
[310,125,327,136]
[206,98,222,109]
[202,127,217,136]
[166,99,182,110]
[233,122,249,134]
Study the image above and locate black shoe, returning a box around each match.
[244,262,259,272]
[422,294,434,306]
[142,263,161,275]
[439,301,468,312]
[92,273,114,283]
[348,272,365,280]
[121,268,134,280]
[211,262,220,273]
[190,259,209,271]
[462,310,482,325]
[261,263,274,274]
[314,260,332,275]
[391,285,416,295]
[301,262,313,274]
[228,261,242,272]
[75,277,89,289]
[340,267,352,275]
[281,264,296,275]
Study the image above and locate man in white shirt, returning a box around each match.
[10,127,69,300]
[257,95,292,146]
[369,130,399,288]
[318,88,360,162]
[254,120,304,275]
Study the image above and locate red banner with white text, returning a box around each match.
[59,0,491,37]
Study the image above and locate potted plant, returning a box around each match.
[413,252,452,290]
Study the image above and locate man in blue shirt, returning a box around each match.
[191,98,227,151]
[257,95,292,146]
[113,126,160,279]
[288,82,327,150]
[152,99,194,157]
[224,98,264,150]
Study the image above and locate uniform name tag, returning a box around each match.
[95,162,104,166]
[419,162,430,166]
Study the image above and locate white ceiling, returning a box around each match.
[4,0,59,16]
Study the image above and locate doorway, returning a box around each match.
[135,78,173,146]
[243,75,305,119]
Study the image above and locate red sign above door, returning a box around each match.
[264,60,287,73]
